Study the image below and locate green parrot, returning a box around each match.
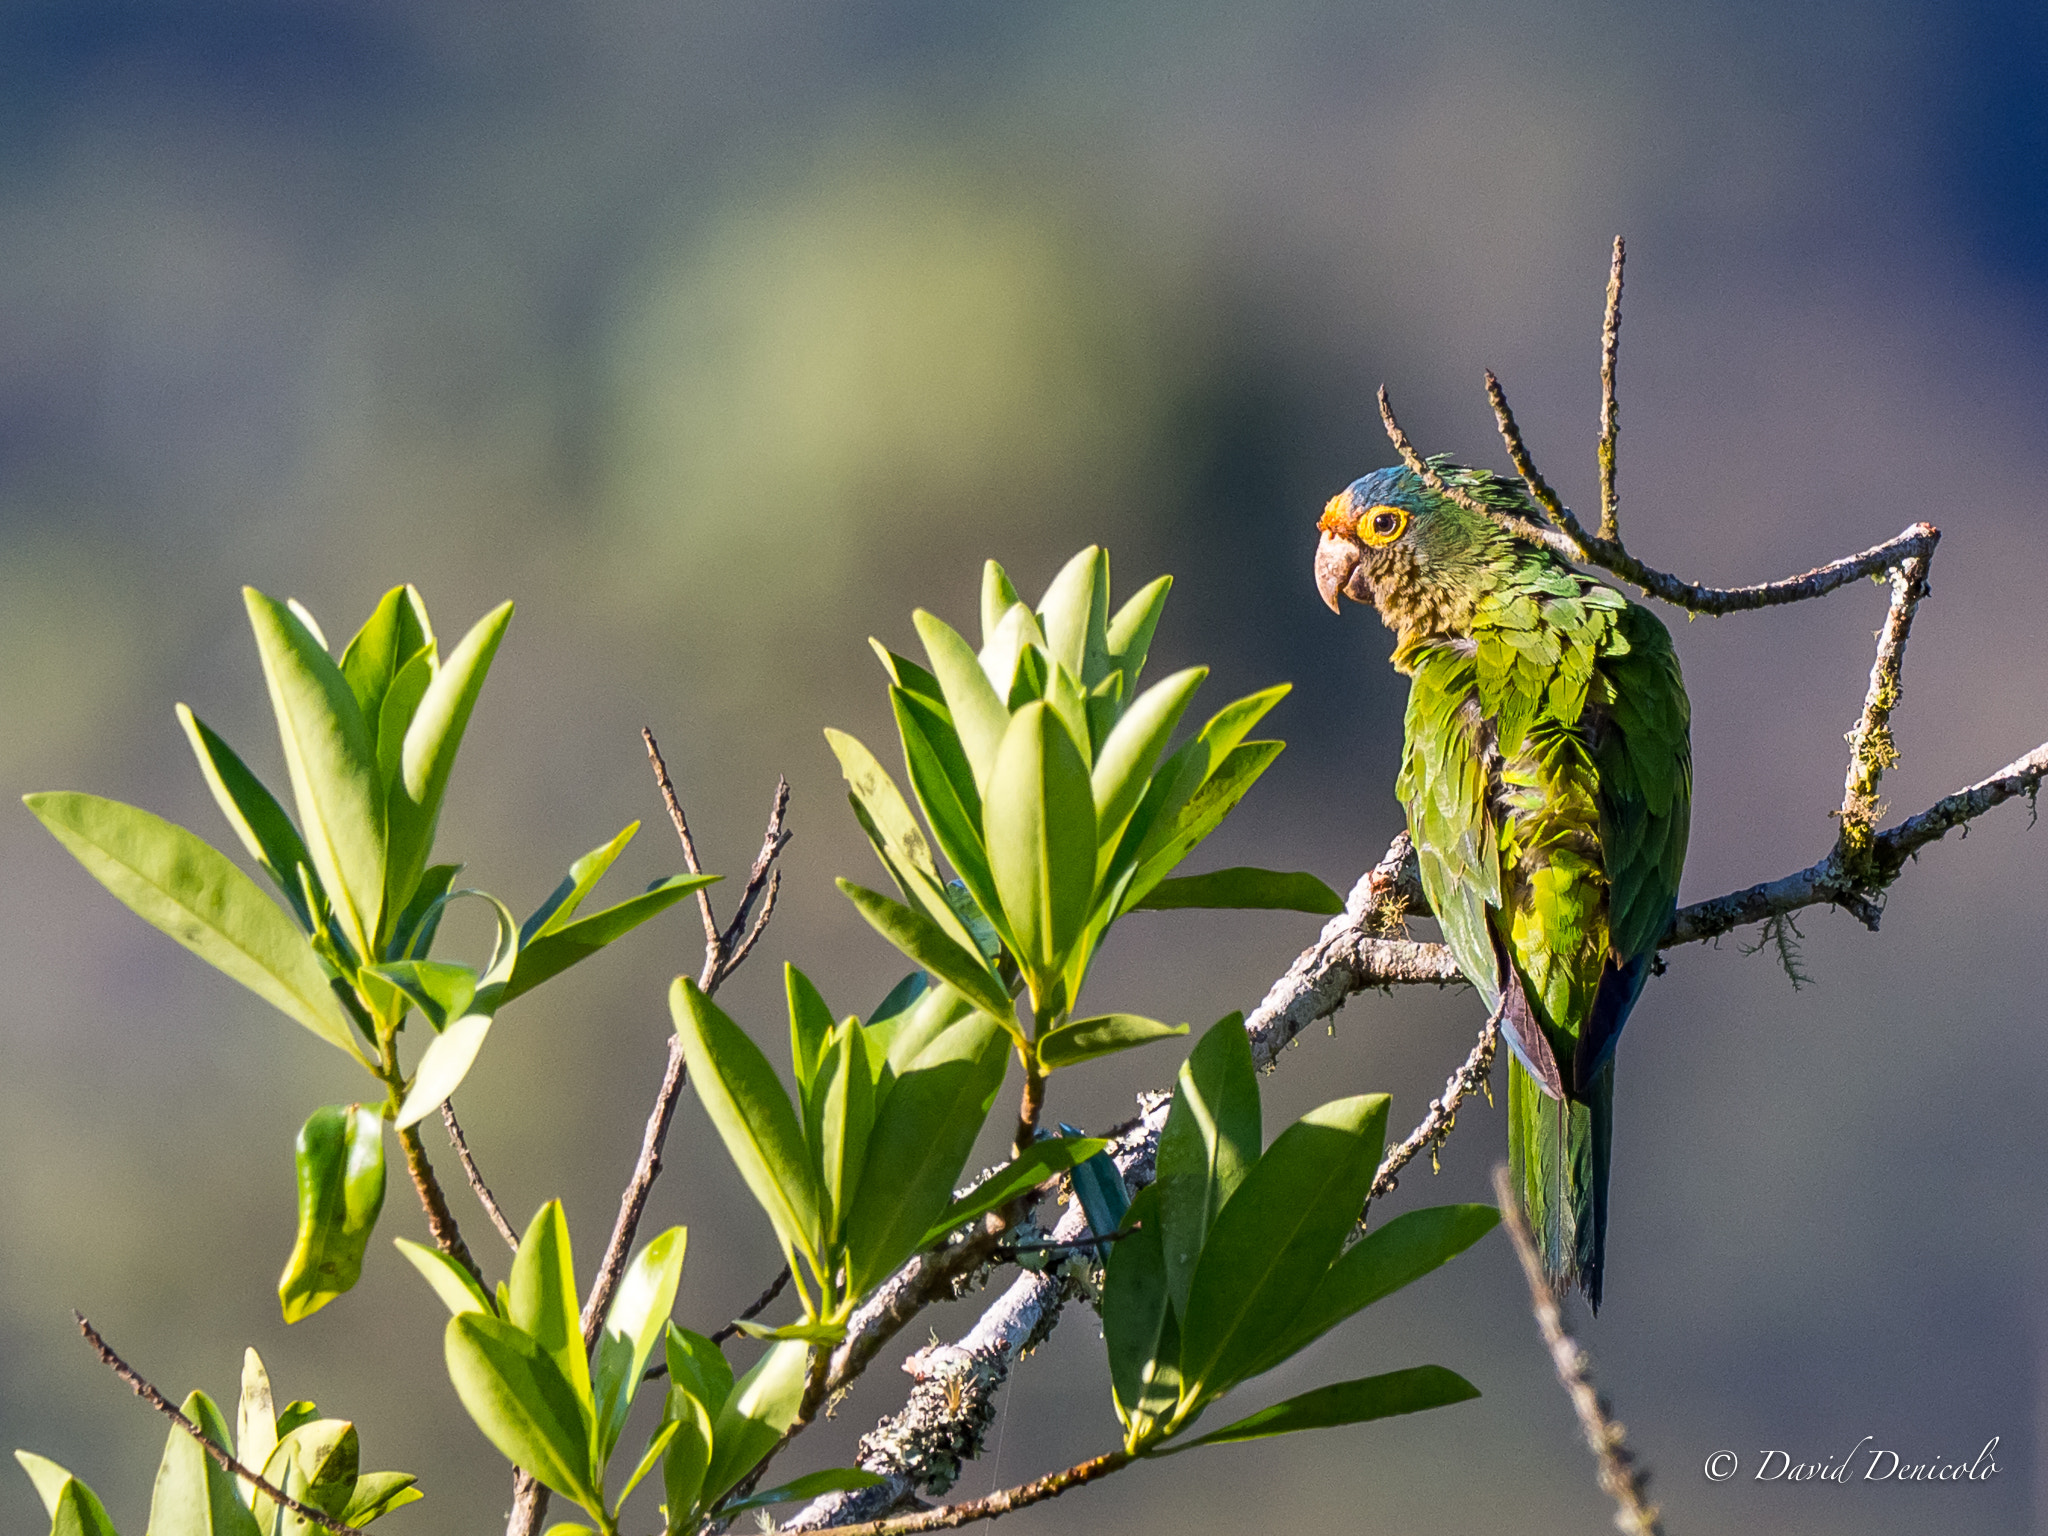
[1314,460,1690,1308]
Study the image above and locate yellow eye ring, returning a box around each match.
[1358,504,1408,547]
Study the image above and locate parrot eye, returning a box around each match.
[1360,505,1408,546]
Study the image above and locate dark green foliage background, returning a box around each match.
[2,4,2044,1532]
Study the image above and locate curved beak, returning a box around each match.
[1315,530,1361,615]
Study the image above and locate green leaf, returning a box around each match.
[30,1466,122,1536]
[395,890,521,1128]
[14,1452,88,1520]
[338,585,431,736]
[252,1419,358,1536]
[279,1104,387,1323]
[835,881,1014,1034]
[1129,867,1342,915]
[1250,1205,1501,1379]
[1156,1014,1261,1318]
[866,638,946,707]
[393,1015,491,1130]
[1164,1366,1480,1451]
[500,873,718,1005]
[982,604,1044,703]
[387,863,460,960]
[1100,1185,1174,1444]
[368,959,476,1030]
[541,1526,595,1536]
[25,792,367,1066]
[843,1012,1009,1294]
[1036,1015,1186,1073]
[1067,1142,1130,1241]
[340,1471,422,1525]
[717,1467,887,1516]
[445,1313,600,1512]
[507,1200,594,1414]
[813,1026,876,1240]
[702,1340,809,1506]
[918,1136,1108,1248]
[663,1325,733,1416]
[785,964,837,1102]
[912,610,1009,793]
[876,980,975,1078]
[1089,668,1207,857]
[670,979,823,1271]
[983,702,1096,991]
[521,822,641,944]
[867,970,930,1029]
[1106,574,1172,700]
[1034,546,1106,683]
[593,1226,688,1466]
[1122,740,1286,914]
[979,560,1025,648]
[374,650,435,794]
[1177,1095,1389,1406]
[726,1319,846,1343]
[383,600,513,940]
[393,1236,494,1317]
[825,728,985,957]
[658,1387,714,1532]
[176,705,323,931]
[236,1349,277,1504]
[243,588,386,960]
[613,1417,678,1511]
[890,689,1003,930]
[146,1389,260,1536]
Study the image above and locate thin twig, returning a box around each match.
[442,1102,518,1252]
[1472,372,1944,615]
[710,1265,795,1347]
[1366,1011,1502,1209]
[643,726,722,963]
[579,754,792,1350]
[1598,235,1624,543]
[76,1314,367,1536]
[1490,1166,1663,1535]
[809,1450,1133,1536]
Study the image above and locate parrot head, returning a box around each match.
[1314,461,1536,640]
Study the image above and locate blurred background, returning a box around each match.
[3,2,2046,1532]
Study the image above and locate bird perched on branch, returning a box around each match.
[1314,459,1690,1308]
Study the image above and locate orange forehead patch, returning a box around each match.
[1318,496,1357,536]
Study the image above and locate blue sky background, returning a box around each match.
[3,4,2046,1532]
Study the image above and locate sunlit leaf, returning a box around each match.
[393,1236,494,1318]
[146,1389,260,1536]
[445,1314,599,1512]
[1156,1014,1260,1317]
[244,588,386,960]
[912,610,1009,793]
[983,702,1095,991]
[671,979,823,1271]
[918,1136,1107,1248]
[593,1226,688,1465]
[506,1200,594,1413]
[1163,1366,1479,1451]
[500,873,716,1005]
[835,881,1014,1033]
[1177,1096,1388,1406]
[702,1340,808,1506]
[520,823,641,944]
[1035,1014,1186,1073]
[176,705,323,931]
[25,793,367,1065]
[1128,866,1342,915]
[278,1104,387,1323]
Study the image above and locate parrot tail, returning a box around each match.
[1507,1054,1613,1310]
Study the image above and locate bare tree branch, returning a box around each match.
[512,738,794,1536]
[1368,1012,1501,1208]
[807,1450,1133,1536]
[710,1266,794,1348]
[442,1102,519,1252]
[76,1314,367,1536]
[395,1121,486,1292]
[1491,1166,1663,1536]
[1598,235,1625,543]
